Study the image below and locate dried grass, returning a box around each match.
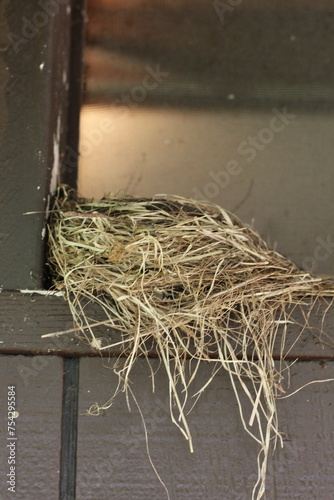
[46,187,334,499]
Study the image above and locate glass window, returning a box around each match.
[79,0,334,274]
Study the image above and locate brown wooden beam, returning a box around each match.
[0,291,333,359]
[0,1,77,289]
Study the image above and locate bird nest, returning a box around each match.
[46,187,334,499]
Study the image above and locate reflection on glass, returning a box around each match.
[79,0,334,273]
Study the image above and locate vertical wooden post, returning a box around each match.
[0,0,83,290]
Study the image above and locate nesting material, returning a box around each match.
[47,188,334,500]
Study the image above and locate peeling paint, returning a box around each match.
[39,62,45,70]
[46,193,51,220]
[50,114,61,196]
[19,289,63,297]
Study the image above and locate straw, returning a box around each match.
[47,187,334,499]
